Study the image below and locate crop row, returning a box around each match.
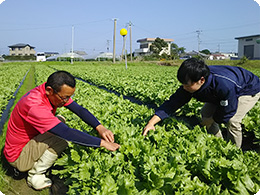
[0,63,30,117]
[48,63,179,106]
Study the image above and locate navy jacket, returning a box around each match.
[155,65,260,124]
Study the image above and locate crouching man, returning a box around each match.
[3,71,120,190]
[143,58,260,148]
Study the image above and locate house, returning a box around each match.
[36,52,59,61]
[209,52,238,60]
[0,55,4,62]
[134,38,174,56]
[235,34,260,60]
[74,50,87,59]
[44,52,59,58]
[46,52,85,61]
[180,50,209,59]
[8,43,36,56]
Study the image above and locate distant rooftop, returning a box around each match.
[8,43,35,48]
[235,34,260,40]
[137,38,174,43]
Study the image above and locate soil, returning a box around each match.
[1,163,67,195]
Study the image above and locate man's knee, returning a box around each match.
[228,118,242,131]
[48,135,68,156]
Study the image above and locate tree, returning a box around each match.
[150,37,168,55]
[201,49,211,55]
[170,43,186,59]
[178,47,185,54]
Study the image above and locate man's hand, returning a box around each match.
[201,117,214,129]
[96,124,114,143]
[142,123,155,136]
[142,115,161,136]
[100,139,120,151]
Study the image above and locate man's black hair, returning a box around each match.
[46,71,76,92]
[177,58,210,84]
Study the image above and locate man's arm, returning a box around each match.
[49,122,120,151]
[143,87,192,136]
[66,101,114,142]
[142,115,161,136]
[155,87,192,120]
[66,101,100,128]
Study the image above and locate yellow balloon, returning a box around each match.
[120,28,128,36]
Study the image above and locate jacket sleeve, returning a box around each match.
[155,87,192,120]
[49,122,101,147]
[65,101,101,128]
[213,82,238,123]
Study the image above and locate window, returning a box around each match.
[245,38,253,41]
[140,43,148,49]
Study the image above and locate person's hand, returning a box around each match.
[96,125,114,143]
[142,123,155,136]
[142,115,161,136]
[201,117,214,129]
[100,139,120,151]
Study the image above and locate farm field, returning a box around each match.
[0,61,260,194]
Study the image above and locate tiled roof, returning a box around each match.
[8,43,35,48]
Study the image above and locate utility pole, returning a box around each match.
[121,24,129,61]
[113,18,117,63]
[107,40,111,52]
[120,28,128,69]
[196,30,202,52]
[71,25,74,64]
[129,21,133,61]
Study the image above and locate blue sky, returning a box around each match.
[0,0,259,56]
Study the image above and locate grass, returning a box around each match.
[0,65,49,195]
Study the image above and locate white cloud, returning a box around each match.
[0,0,6,5]
[254,0,260,6]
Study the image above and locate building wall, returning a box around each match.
[135,38,173,56]
[9,46,36,56]
[237,35,260,59]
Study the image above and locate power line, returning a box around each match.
[0,18,112,32]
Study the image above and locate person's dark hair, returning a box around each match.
[177,58,210,84]
[46,71,76,92]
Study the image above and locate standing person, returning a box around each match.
[3,71,120,190]
[143,58,260,148]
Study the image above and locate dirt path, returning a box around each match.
[1,66,57,195]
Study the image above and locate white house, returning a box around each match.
[134,38,174,56]
[209,52,238,60]
[235,34,260,60]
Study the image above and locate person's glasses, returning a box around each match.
[53,89,70,102]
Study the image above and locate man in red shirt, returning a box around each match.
[4,71,120,190]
